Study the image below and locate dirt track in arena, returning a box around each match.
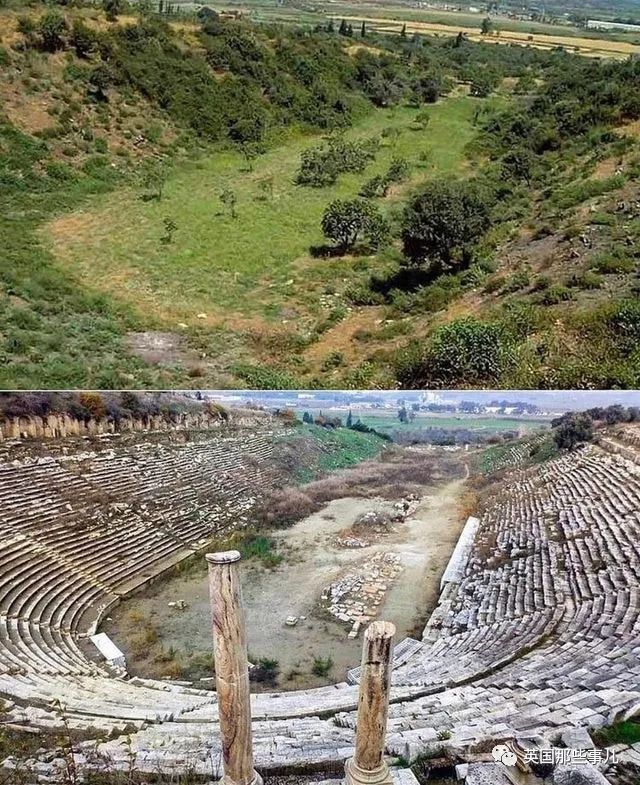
[106,465,468,689]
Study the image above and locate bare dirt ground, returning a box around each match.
[106,454,468,690]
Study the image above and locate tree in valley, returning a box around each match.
[401,179,493,276]
[321,198,389,252]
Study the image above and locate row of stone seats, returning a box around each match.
[0,426,300,712]
[61,680,640,777]
[2,440,640,781]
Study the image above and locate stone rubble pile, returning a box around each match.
[322,552,403,637]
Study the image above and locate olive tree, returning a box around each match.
[401,179,493,274]
[321,198,389,251]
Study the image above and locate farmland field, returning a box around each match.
[179,0,640,58]
[298,411,552,434]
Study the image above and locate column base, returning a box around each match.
[344,757,394,785]
[222,772,263,785]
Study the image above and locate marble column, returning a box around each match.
[206,550,262,785]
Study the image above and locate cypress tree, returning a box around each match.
[361,20,366,37]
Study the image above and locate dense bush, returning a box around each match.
[401,179,493,274]
[321,198,389,250]
[296,136,377,187]
[553,413,594,450]
[397,318,509,388]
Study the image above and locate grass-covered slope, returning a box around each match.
[2,2,640,389]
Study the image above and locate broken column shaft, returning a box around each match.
[345,620,396,785]
[206,550,262,785]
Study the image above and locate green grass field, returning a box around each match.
[44,98,481,326]
[300,411,551,433]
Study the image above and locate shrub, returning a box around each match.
[70,20,96,58]
[536,284,573,305]
[79,392,107,419]
[532,275,551,291]
[344,284,385,306]
[608,301,640,341]
[502,270,530,293]
[359,174,390,198]
[38,11,67,52]
[396,318,508,387]
[386,156,410,183]
[568,271,603,290]
[312,656,333,677]
[321,198,389,251]
[591,251,635,275]
[553,413,593,450]
[483,275,505,294]
[250,658,280,685]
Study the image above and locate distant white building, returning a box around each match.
[587,19,640,33]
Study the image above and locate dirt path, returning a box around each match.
[106,465,468,690]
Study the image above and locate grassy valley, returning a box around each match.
[1,1,640,389]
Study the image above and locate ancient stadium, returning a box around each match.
[0,395,639,785]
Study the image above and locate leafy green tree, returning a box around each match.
[321,198,389,251]
[553,414,593,450]
[401,179,493,273]
[502,148,534,186]
[481,16,493,34]
[38,11,67,52]
[140,159,167,201]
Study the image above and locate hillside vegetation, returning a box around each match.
[1,1,640,388]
